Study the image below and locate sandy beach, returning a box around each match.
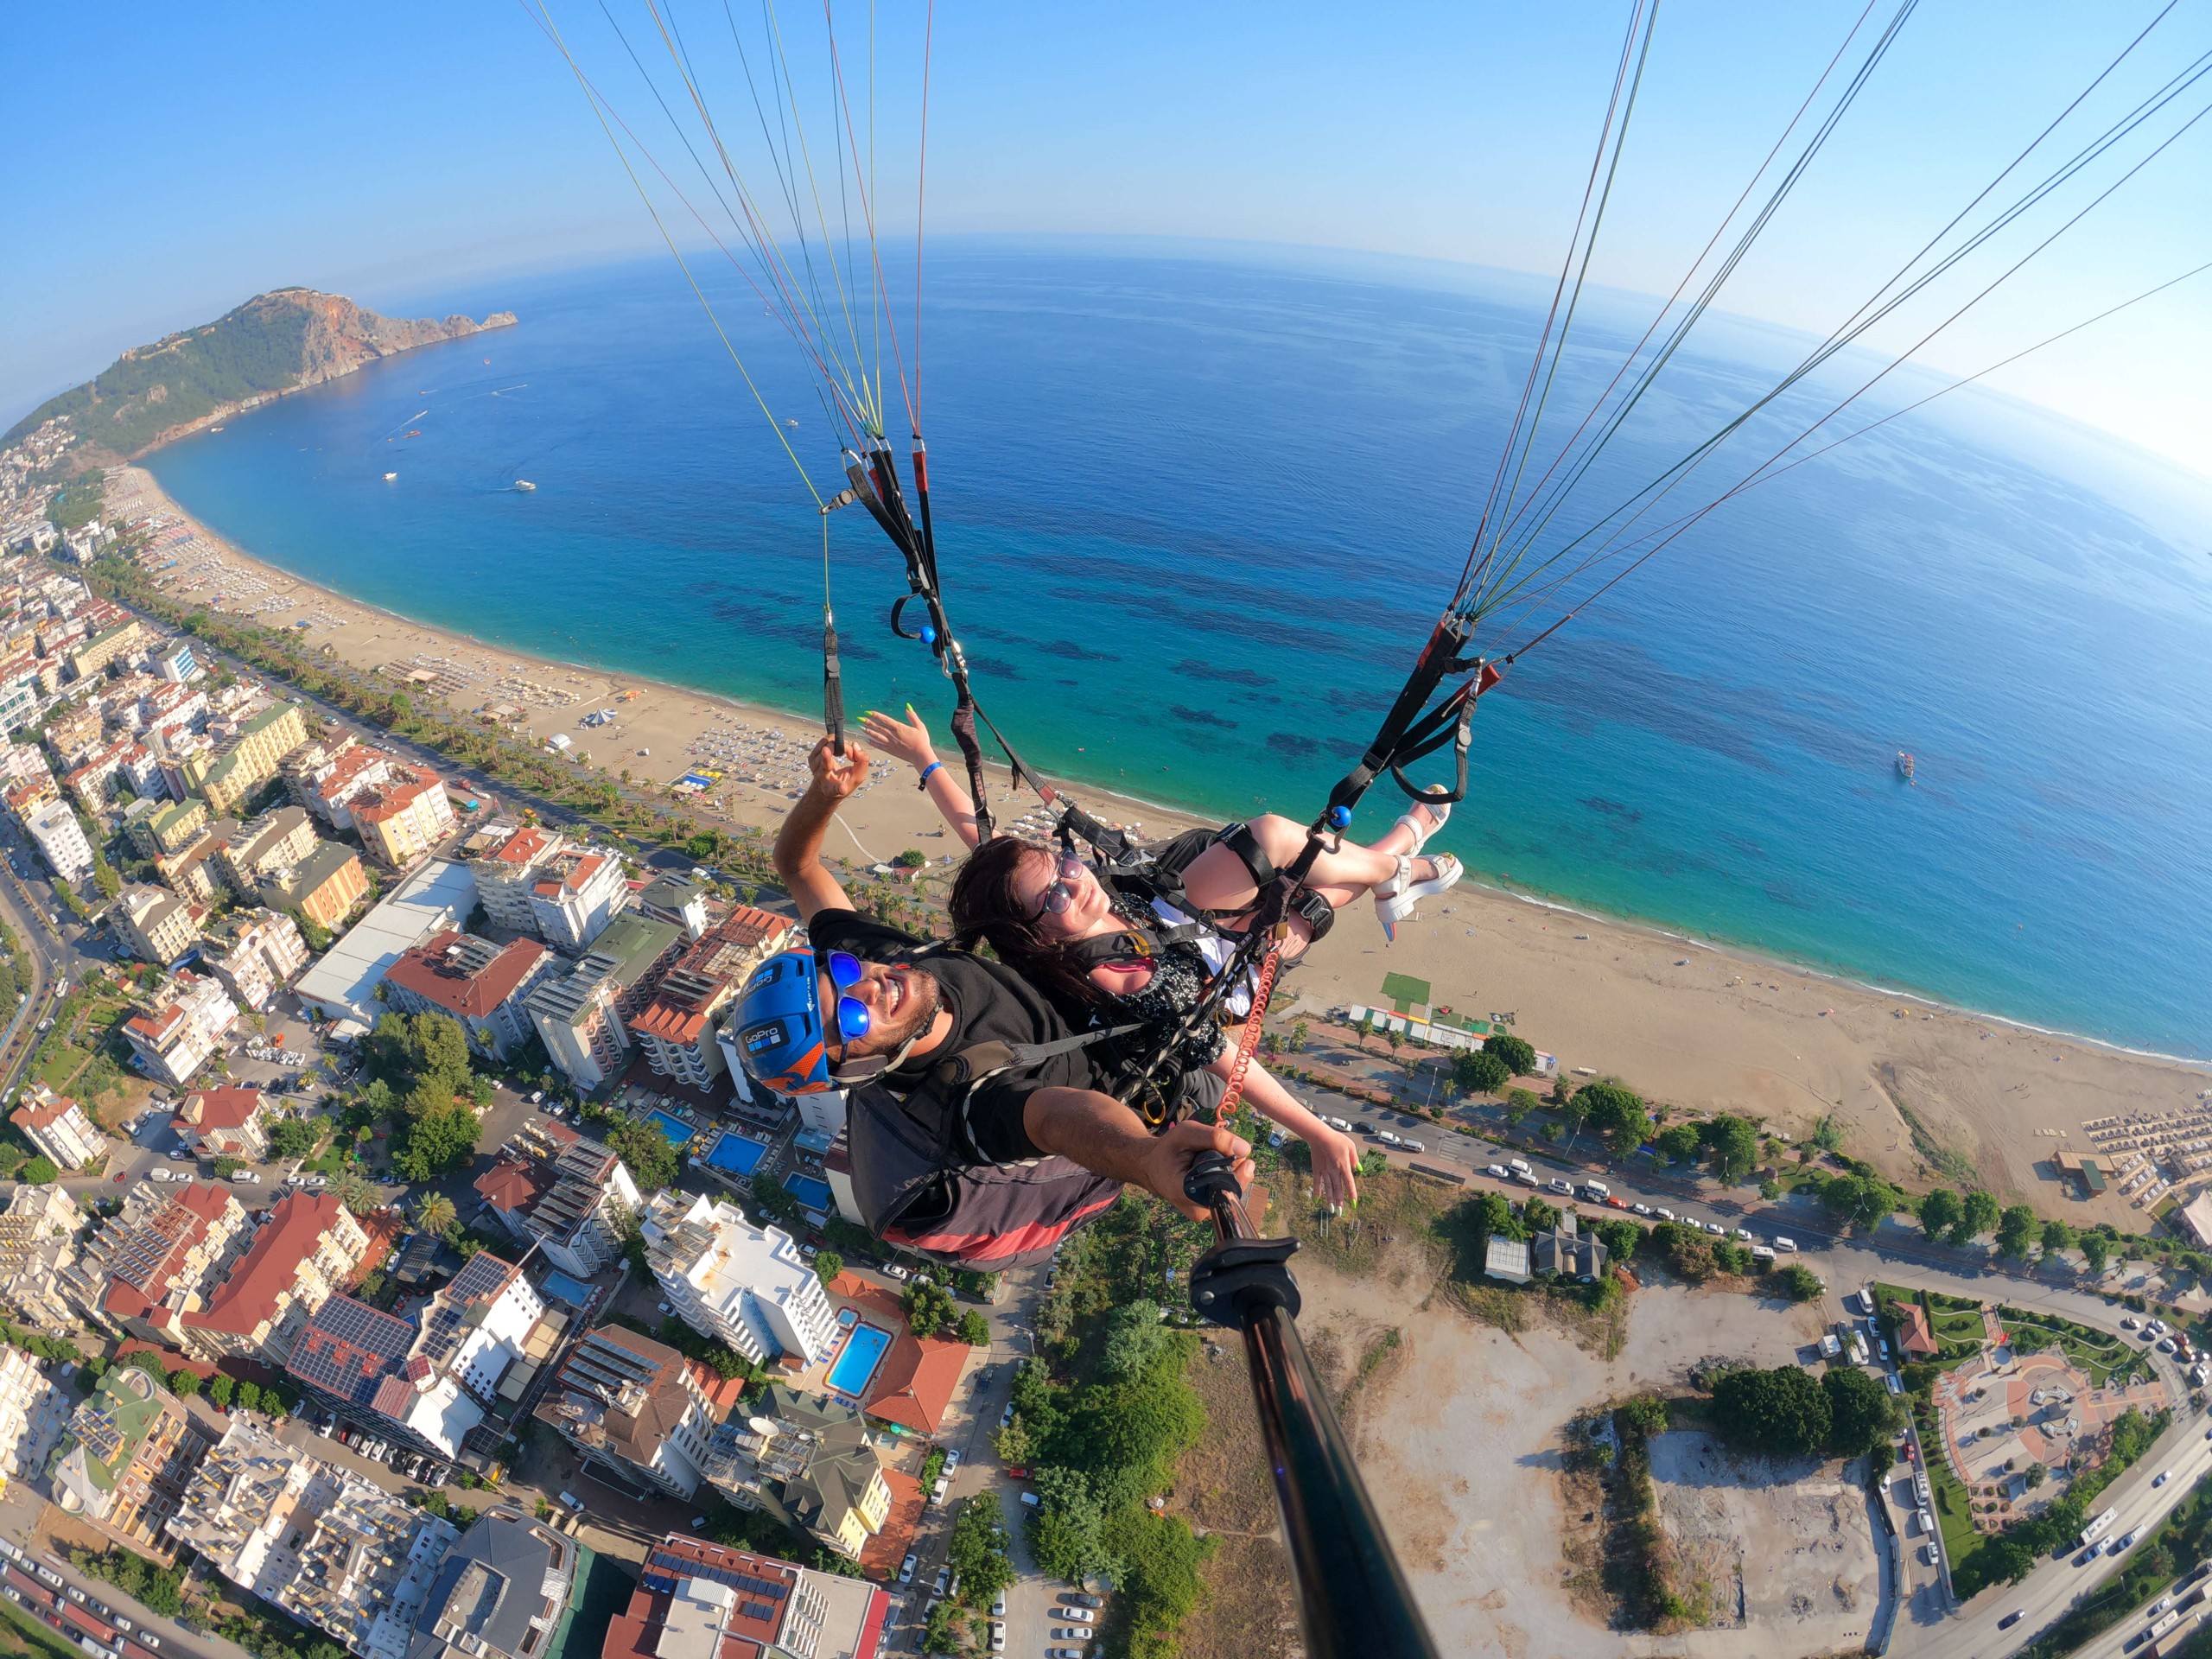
[105,464,2212,1228]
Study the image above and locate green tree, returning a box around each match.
[1503,1087,1541,1124]
[1777,1262,1825,1302]
[1579,1081,1653,1157]
[413,1192,458,1236]
[1482,1033,1537,1077]
[606,1116,680,1192]
[392,1102,480,1181]
[168,1368,202,1396]
[1954,1189,2001,1247]
[1618,1395,1670,1440]
[266,1116,320,1160]
[947,1493,1015,1610]
[813,1250,842,1286]
[1028,1468,1117,1585]
[1916,1187,1962,1241]
[1712,1366,1832,1456]
[1699,1115,1762,1183]
[1822,1365,1904,1457]
[1995,1204,2037,1259]
[207,1373,234,1408]
[1452,1049,1510,1095]
[956,1309,990,1347]
[234,1381,263,1412]
[2082,1230,2112,1274]
[20,1155,58,1184]
[902,1278,959,1339]
[1654,1123,1701,1161]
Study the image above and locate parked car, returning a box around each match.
[898,1554,917,1584]
[1058,1608,1096,1624]
[1020,1491,1041,1508]
[1401,1138,1425,1154]
[932,1567,950,1596]
[988,1623,1005,1653]
[1545,1178,1573,1196]
[1656,1208,1675,1222]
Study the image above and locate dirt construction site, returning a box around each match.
[1204,1209,1876,1659]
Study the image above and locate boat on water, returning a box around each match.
[513,480,537,492]
[383,472,397,482]
[1896,751,1916,781]
[403,429,422,438]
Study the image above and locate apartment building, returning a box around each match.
[200,906,309,1012]
[63,1180,251,1344]
[351,764,454,869]
[534,1324,721,1499]
[48,1365,219,1560]
[524,911,685,1091]
[605,1535,886,1659]
[478,1133,640,1278]
[65,616,143,680]
[128,796,208,857]
[380,931,556,1061]
[283,737,393,829]
[641,1193,837,1368]
[199,700,310,814]
[25,794,92,885]
[634,906,797,1094]
[528,845,628,955]
[165,1418,461,1659]
[216,804,319,893]
[634,873,710,941]
[406,1509,576,1659]
[0,1345,68,1488]
[170,1084,272,1160]
[467,823,563,932]
[259,839,371,932]
[0,1182,83,1328]
[111,883,203,965]
[10,1090,105,1170]
[180,1192,371,1367]
[118,970,240,1087]
[700,1384,893,1560]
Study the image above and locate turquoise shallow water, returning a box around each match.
[144,245,2212,1058]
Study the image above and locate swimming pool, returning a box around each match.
[826,1323,893,1396]
[784,1173,832,1213]
[539,1270,594,1307]
[644,1109,696,1147]
[701,1131,767,1175]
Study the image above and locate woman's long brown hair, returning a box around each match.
[947,836,1106,1017]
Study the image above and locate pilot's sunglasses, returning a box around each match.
[825,950,871,1043]
[1032,851,1086,918]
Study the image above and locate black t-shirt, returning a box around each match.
[807,907,1097,1163]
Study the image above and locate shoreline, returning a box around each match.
[104,461,2212,1227]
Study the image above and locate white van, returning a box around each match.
[1772,1236,1798,1252]
[1581,1180,1611,1201]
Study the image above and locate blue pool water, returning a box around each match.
[826,1324,893,1397]
[701,1132,767,1176]
[539,1271,593,1307]
[644,1109,695,1147]
[143,245,2212,1055]
[785,1174,832,1214]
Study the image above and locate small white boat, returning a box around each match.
[513,480,537,492]
[383,471,397,481]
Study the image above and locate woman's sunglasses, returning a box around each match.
[1031,851,1086,918]
[824,950,872,1045]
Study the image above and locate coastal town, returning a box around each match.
[4,378,2212,1659]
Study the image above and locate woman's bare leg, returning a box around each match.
[1177,810,1446,913]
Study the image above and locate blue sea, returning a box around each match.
[143,244,2212,1058]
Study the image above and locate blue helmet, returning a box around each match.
[733,946,835,1096]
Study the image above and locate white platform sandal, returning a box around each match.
[1375,851,1464,943]
[1390,800,1451,858]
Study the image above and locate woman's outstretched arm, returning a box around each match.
[862,704,982,848]
[1209,1038,1362,1210]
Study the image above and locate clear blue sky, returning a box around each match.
[6,2,2209,472]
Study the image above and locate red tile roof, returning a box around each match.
[828,1274,969,1436]
[351,765,442,824]
[1898,1303,1942,1357]
[11,1095,87,1134]
[98,1182,238,1322]
[181,1191,347,1337]
[176,1085,263,1131]
[384,931,549,1019]
[474,1158,554,1216]
[490,825,556,866]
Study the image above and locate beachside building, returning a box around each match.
[155,641,200,683]
[25,794,92,886]
[0,1182,85,1329]
[289,858,477,1029]
[259,839,371,934]
[640,1192,837,1369]
[635,873,710,941]
[66,617,143,681]
[527,844,628,955]
[63,1180,251,1345]
[603,1534,887,1659]
[119,970,240,1087]
[164,1418,461,1659]
[200,906,310,1012]
[636,906,796,1094]
[47,1365,219,1559]
[284,737,395,830]
[467,823,563,933]
[351,764,455,870]
[524,911,685,1092]
[380,931,556,1061]
[111,882,203,965]
[1530,1212,1609,1282]
[532,1324,721,1500]
[699,1384,893,1560]
[179,1192,372,1367]
[1482,1236,1532,1285]
[406,1508,575,1659]
[215,804,319,894]
[10,1090,105,1171]
[199,701,311,814]
[0,1344,69,1488]
[129,798,209,858]
[171,1084,272,1161]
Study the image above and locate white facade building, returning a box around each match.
[640,1193,837,1368]
[25,796,92,887]
[0,1345,68,1485]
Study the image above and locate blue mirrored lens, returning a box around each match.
[835,995,872,1042]
[827,950,866,990]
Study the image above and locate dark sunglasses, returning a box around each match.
[824,950,871,1046]
[1031,851,1086,918]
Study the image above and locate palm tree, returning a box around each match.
[414,1192,457,1236]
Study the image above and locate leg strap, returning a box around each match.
[1215,821,1277,893]
[1284,881,1335,944]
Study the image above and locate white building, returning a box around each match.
[527,846,629,956]
[640,1193,837,1368]
[8,1090,105,1171]
[0,1344,68,1485]
[25,795,92,887]
[533,1324,719,1500]
[0,1182,84,1329]
[119,971,240,1088]
[165,1418,461,1659]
